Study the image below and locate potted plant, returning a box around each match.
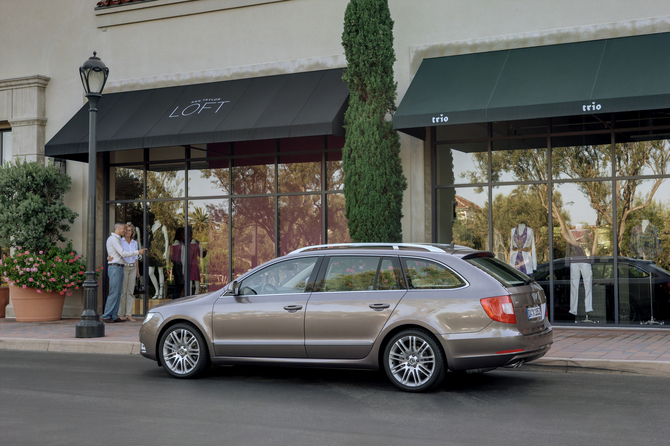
[0,245,102,321]
[0,159,80,321]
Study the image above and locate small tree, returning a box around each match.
[342,0,407,242]
[0,159,78,252]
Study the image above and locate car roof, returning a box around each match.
[287,243,482,257]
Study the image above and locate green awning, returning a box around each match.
[394,32,670,136]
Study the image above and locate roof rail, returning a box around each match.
[289,243,447,254]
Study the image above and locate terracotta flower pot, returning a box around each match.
[10,286,66,322]
[0,287,9,318]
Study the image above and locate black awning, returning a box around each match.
[393,32,670,137]
[46,69,349,161]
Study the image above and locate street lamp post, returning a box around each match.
[76,52,109,338]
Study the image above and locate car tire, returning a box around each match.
[158,322,210,379]
[383,328,446,392]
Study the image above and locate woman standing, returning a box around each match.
[119,223,140,321]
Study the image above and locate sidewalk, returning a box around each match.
[1,318,669,377]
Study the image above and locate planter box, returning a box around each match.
[10,286,65,322]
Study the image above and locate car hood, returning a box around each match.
[147,289,223,311]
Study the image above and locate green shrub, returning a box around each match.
[0,159,78,252]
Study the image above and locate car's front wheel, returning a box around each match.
[383,328,446,392]
[158,323,210,379]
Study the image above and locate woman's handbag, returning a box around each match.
[134,278,146,295]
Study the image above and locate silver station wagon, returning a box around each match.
[139,243,553,392]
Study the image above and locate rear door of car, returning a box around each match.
[304,255,406,359]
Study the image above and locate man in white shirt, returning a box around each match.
[102,222,147,323]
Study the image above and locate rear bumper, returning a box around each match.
[441,321,553,371]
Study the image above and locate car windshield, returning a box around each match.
[465,257,530,287]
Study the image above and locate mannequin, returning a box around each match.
[131,223,145,292]
[171,227,186,299]
[189,238,204,295]
[148,220,169,299]
[565,237,593,317]
[509,223,537,275]
[630,219,661,260]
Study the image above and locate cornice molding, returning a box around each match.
[0,75,51,91]
[9,117,48,127]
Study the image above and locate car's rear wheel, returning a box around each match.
[383,328,446,392]
[158,323,210,379]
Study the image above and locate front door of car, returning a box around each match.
[304,255,406,359]
[212,256,321,358]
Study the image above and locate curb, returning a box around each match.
[0,338,141,355]
[515,357,670,378]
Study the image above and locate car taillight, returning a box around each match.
[661,282,670,295]
[480,295,517,324]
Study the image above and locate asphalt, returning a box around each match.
[1,318,669,378]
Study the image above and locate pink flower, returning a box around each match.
[28,278,34,282]
[22,285,27,289]
[39,251,43,254]
[79,271,84,275]
[36,289,42,293]
[59,291,65,295]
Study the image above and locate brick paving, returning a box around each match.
[0,317,143,343]
[548,327,670,362]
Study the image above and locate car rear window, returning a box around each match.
[465,257,530,288]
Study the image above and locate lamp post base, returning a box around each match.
[76,276,105,338]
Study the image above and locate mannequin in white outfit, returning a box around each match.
[189,239,204,295]
[148,220,169,299]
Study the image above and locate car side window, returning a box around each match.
[322,256,380,292]
[377,257,406,290]
[619,263,650,278]
[401,257,465,290]
[240,257,318,295]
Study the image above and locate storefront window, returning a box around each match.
[436,187,489,249]
[188,159,230,197]
[491,139,547,183]
[327,152,344,191]
[616,179,670,325]
[433,112,670,327]
[147,201,185,303]
[549,182,613,324]
[189,199,229,294]
[232,196,275,278]
[615,134,670,177]
[279,195,322,256]
[147,164,186,199]
[492,185,549,270]
[110,166,144,200]
[278,154,321,193]
[326,193,350,244]
[233,159,274,195]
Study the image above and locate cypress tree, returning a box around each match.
[341,0,407,243]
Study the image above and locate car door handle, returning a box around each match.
[283,305,303,312]
[369,303,390,310]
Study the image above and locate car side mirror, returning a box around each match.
[231,280,241,296]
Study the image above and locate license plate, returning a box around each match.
[527,305,542,319]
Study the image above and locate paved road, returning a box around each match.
[1,351,667,446]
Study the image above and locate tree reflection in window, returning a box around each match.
[323,257,379,292]
[402,258,465,289]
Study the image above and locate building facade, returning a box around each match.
[2,0,670,327]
